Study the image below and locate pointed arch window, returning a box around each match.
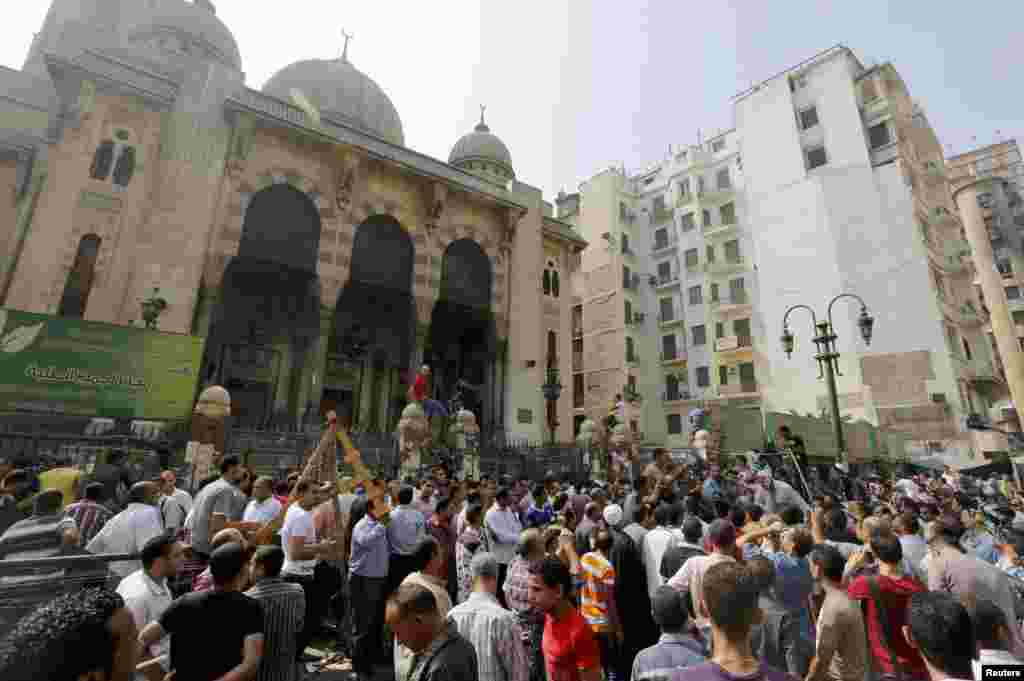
[547,330,557,367]
[542,269,551,295]
[551,271,560,298]
[58,234,102,318]
[90,141,116,180]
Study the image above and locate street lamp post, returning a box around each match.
[781,294,875,463]
[541,365,562,446]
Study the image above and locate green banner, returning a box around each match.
[0,308,204,419]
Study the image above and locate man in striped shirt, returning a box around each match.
[64,482,113,547]
[449,552,528,681]
[246,545,305,681]
[579,527,622,680]
[631,586,706,681]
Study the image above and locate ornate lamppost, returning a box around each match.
[780,294,875,463]
[541,364,563,446]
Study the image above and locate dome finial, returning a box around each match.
[476,104,489,132]
[341,29,354,62]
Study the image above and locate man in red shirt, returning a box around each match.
[847,530,928,681]
[528,557,602,681]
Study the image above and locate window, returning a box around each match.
[630,420,638,434]
[712,139,726,153]
[706,245,716,264]
[90,141,116,180]
[1007,285,1021,300]
[709,283,720,303]
[626,337,635,361]
[573,375,584,408]
[720,202,736,225]
[627,374,637,393]
[625,299,633,325]
[678,178,690,197]
[739,362,756,388]
[665,375,680,400]
[734,318,752,346]
[667,413,683,435]
[653,195,667,216]
[716,168,731,190]
[724,239,741,263]
[619,202,627,220]
[621,234,630,254]
[868,121,891,149]
[702,209,712,227]
[1013,310,1024,325]
[659,297,674,322]
[806,146,828,170]
[719,365,729,386]
[654,228,669,250]
[692,325,707,346]
[962,338,972,361]
[998,260,1013,277]
[715,322,725,339]
[623,265,632,289]
[658,261,672,282]
[696,366,710,387]
[729,278,746,304]
[684,248,699,268]
[542,270,551,295]
[90,140,136,188]
[680,213,695,232]
[59,234,102,318]
[688,285,703,305]
[662,334,677,360]
[697,176,706,194]
[799,106,819,130]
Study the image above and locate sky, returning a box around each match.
[1,0,1021,203]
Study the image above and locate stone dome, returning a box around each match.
[449,109,515,178]
[262,54,405,146]
[126,0,242,71]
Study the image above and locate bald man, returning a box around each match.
[87,481,164,578]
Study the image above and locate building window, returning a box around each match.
[739,362,756,388]
[696,366,710,387]
[619,202,627,220]
[90,140,136,188]
[684,248,699,268]
[716,168,731,190]
[625,299,632,325]
[692,325,706,346]
[662,334,677,360]
[657,261,672,282]
[90,141,116,180]
[805,146,828,170]
[659,297,674,322]
[1012,310,1024,325]
[729,277,746,304]
[688,285,703,306]
[719,365,729,386]
[724,239,741,263]
[998,261,1013,277]
[678,178,690,197]
[720,202,736,225]
[697,176,706,194]
[666,375,680,400]
[630,419,638,434]
[706,245,716,265]
[552,271,560,297]
[680,213,695,232]
[667,413,682,435]
[621,234,630,255]
[542,270,551,295]
[868,121,891,149]
[735,318,752,346]
[58,234,102,318]
[702,209,712,227]
[654,228,669,250]
[623,265,632,289]
[715,322,725,339]
[626,336,635,362]
[799,106,819,130]
[712,139,726,153]
[709,283,720,303]
[1007,285,1021,300]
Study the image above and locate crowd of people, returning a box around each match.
[1,435,1024,681]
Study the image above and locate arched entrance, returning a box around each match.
[201,184,322,427]
[330,215,416,429]
[428,238,496,427]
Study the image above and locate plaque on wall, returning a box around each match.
[517,408,533,424]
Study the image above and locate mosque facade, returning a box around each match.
[0,0,586,441]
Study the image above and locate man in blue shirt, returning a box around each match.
[702,466,724,507]
[524,483,554,528]
[387,485,426,595]
[350,497,391,681]
[631,585,706,681]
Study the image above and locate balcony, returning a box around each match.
[705,257,746,277]
[661,349,686,366]
[651,237,679,255]
[572,352,583,373]
[653,273,682,290]
[658,310,684,327]
[715,335,753,354]
[720,381,760,397]
[704,219,739,239]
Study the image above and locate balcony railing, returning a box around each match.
[658,310,682,325]
[661,349,684,362]
[715,334,753,352]
[654,274,681,288]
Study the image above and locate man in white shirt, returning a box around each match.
[87,481,164,578]
[642,504,679,599]
[752,472,809,516]
[280,479,338,660]
[158,471,191,534]
[484,486,522,606]
[117,532,185,681]
[243,476,283,526]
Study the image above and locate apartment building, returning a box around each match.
[947,140,1024,435]
[568,45,1001,457]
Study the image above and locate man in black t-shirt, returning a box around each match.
[139,543,264,681]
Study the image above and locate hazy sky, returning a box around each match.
[2,0,1021,202]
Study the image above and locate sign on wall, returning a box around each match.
[0,308,204,420]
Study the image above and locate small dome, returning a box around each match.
[262,54,404,146]
[449,108,514,178]
[127,0,242,71]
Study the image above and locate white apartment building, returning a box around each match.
[568,45,1001,456]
